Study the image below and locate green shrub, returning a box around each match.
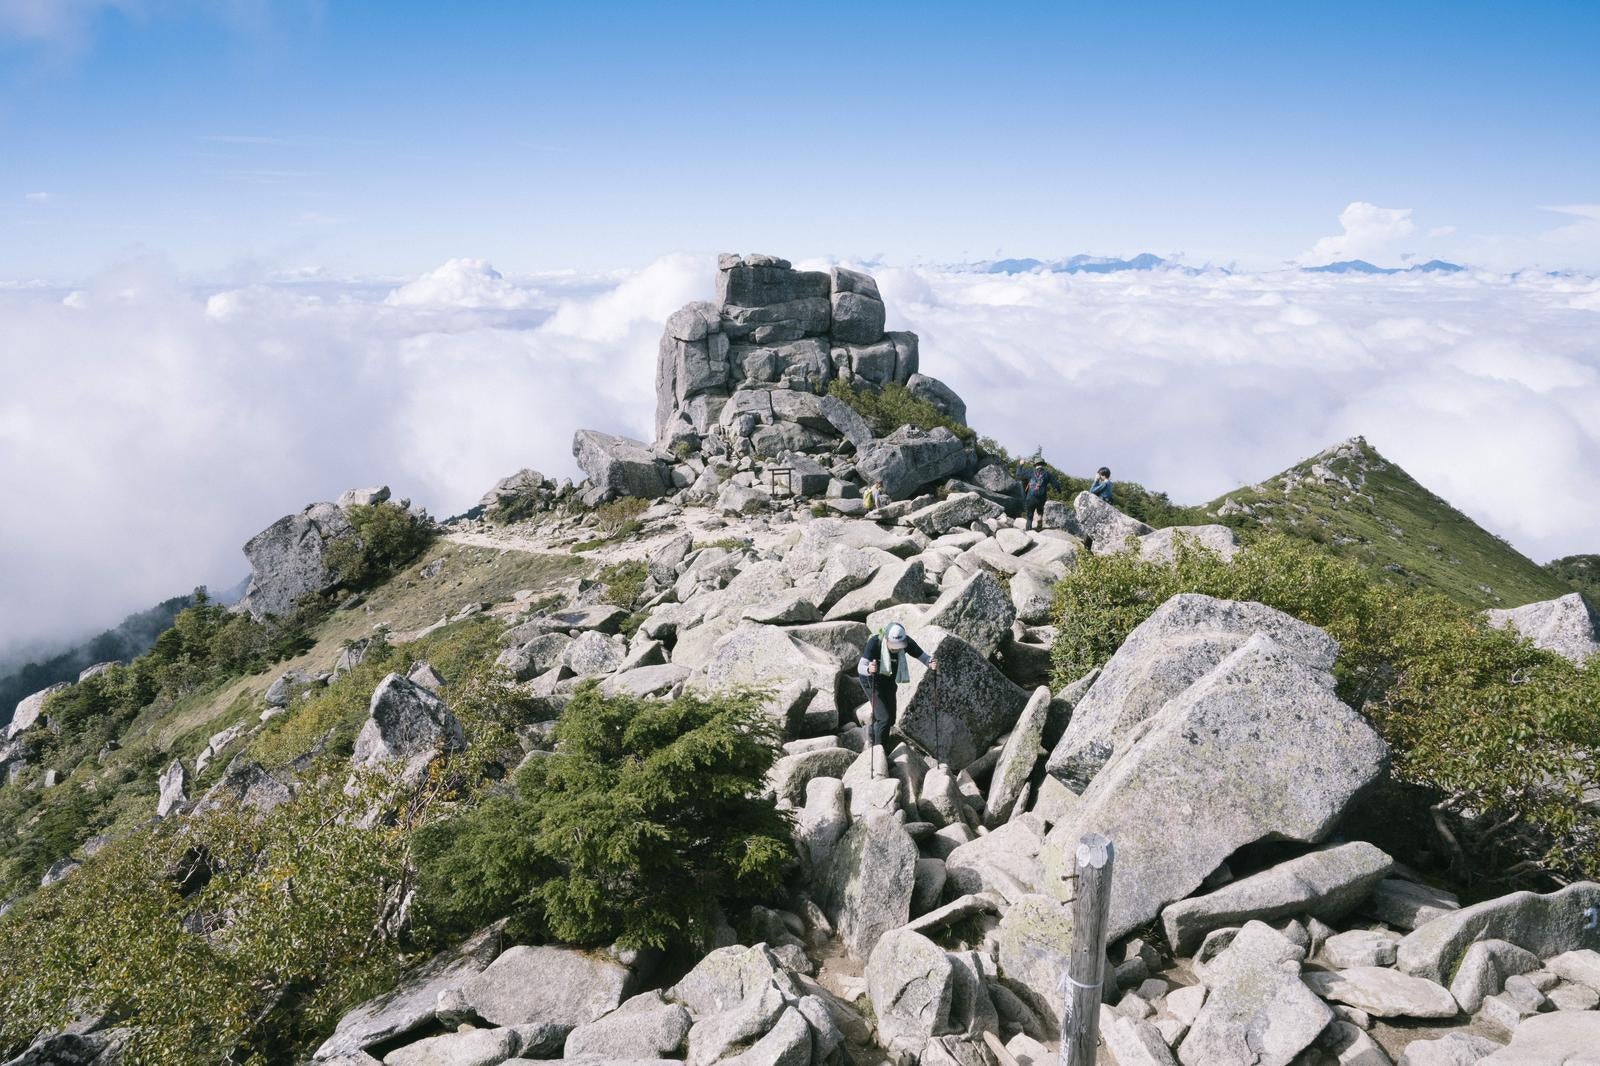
[594,496,649,530]
[326,502,436,589]
[0,775,412,1064]
[827,379,974,442]
[695,537,749,552]
[1049,533,1600,887]
[491,491,543,525]
[570,500,648,553]
[596,560,649,609]
[413,684,792,952]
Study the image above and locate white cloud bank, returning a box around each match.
[384,258,538,310]
[1304,201,1417,264]
[2,254,1599,656]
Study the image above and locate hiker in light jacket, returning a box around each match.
[857,622,937,775]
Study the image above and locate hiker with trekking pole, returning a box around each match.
[857,622,938,779]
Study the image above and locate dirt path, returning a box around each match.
[443,502,804,567]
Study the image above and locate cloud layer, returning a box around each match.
[2,255,1598,656]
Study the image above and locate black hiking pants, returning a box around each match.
[1023,493,1045,531]
[859,675,898,752]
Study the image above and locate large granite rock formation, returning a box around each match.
[236,502,359,620]
[650,254,964,462]
[1045,593,1340,791]
[7,682,68,740]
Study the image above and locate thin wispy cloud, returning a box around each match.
[1541,204,1600,243]
[0,0,141,46]
[22,191,51,202]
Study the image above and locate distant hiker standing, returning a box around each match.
[862,480,885,512]
[1018,459,1058,532]
[857,622,936,776]
[1090,466,1114,503]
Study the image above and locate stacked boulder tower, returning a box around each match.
[573,253,973,506]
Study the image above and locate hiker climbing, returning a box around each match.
[1091,466,1114,502]
[857,622,937,777]
[1017,457,1058,532]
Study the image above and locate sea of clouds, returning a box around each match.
[2,253,1597,655]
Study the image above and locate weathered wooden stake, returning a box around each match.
[1062,832,1114,1066]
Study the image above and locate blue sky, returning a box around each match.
[3,0,1598,278]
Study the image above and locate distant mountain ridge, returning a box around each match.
[970,254,1474,277]
[1303,259,1466,275]
[977,252,1199,275]
[0,594,195,728]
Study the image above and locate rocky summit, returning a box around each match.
[571,254,974,509]
[3,253,1598,1066]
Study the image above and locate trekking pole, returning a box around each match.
[867,679,879,782]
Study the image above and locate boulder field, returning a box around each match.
[283,478,1600,1065]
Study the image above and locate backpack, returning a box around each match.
[1026,468,1049,497]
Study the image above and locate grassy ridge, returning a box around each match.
[1200,438,1574,609]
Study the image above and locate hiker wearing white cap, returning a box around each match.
[857,622,937,776]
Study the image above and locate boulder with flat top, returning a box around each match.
[1041,633,1388,940]
[572,429,671,500]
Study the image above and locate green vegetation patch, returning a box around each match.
[324,501,436,590]
[828,379,974,442]
[0,776,414,1063]
[571,497,650,552]
[1547,554,1600,605]
[412,683,793,952]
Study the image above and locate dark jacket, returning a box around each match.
[857,633,930,680]
[1018,465,1058,500]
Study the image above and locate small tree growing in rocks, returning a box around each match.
[413,683,793,952]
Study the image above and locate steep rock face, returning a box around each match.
[313,923,505,1059]
[856,426,973,501]
[648,254,966,465]
[1073,491,1153,554]
[1485,591,1600,664]
[236,502,358,620]
[897,629,1030,770]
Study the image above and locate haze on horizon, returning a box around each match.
[1,1,1597,658]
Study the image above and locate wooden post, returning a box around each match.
[1062,832,1114,1066]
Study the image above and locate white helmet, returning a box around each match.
[885,622,909,650]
